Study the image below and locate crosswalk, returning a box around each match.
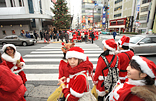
[23,42,103,85]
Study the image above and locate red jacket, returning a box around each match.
[117,50,134,83]
[93,55,120,96]
[0,64,26,101]
[2,52,27,84]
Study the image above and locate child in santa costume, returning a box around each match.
[109,56,156,101]
[58,46,93,101]
[117,35,134,83]
[0,53,27,101]
[1,44,27,84]
[93,39,120,101]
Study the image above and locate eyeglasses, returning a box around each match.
[6,48,13,51]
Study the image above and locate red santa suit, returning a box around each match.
[109,79,156,101]
[77,31,81,41]
[72,32,77,41]
[117,50,134,83]
[1,44,27,84]
[93,39,120,96]
[95,31,99,40]
[0,63,26,101]
[117,35,134,83]
[61,47,93,101]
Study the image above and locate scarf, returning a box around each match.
[66,59,93,76]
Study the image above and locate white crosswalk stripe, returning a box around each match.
[23,43,102,83]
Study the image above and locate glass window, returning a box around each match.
[28,0,34,13]
[130,36,142,44]
[141,37,151,43]
[0,0,6,7]
[2,30,6,35]
[151,37,156,43]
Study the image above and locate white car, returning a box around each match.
[129,35,156,55]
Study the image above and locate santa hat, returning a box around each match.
[132,56,156,79]
[102,39,117,54]
[118,35,130,47]
[2,44,16,52]
[66,47,86,61]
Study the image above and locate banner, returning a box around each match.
[102,7,106,25]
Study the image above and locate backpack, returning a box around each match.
[100,55,119,96]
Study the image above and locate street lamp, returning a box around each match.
[93,2,98,28]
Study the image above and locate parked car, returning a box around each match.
[101,31,111,35]
[129,35,156,55]
[0,35,36,46]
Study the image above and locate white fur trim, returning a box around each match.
[119,76,127,80]
[70,88,84,97]
[120,49,130,53]
[112,83,124,100]
[66,51,86,61]
[102,40,116,51]
[2,51,21,65]
[2,44,16,52]
[132,56,155,78]
[122,42,129,46]
[126,79,146,86]
[96,89,106,96]
[118,39,121,44]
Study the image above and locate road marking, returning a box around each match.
[31,51,103,53]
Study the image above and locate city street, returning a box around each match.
[0,34,156,101]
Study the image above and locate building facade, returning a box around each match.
[81,0,103,29]
[108,0,136,33]
[0,0,72,39]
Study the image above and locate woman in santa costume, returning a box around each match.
[109,56,156,101]
[58,46,93,101]
[0,52,27,101]
[117,35,134,83]
[93,39,120,101]
[1,44,27,84]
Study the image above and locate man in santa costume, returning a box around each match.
[58,47,94,101]
[109,56,156,101]
[117,35,134,83]
[1,44,27,84]
[93,39,120,101]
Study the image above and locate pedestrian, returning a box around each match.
[33,30,37,40]
[72,31,77,43]
[25,31,31,38]
[68,30,73,43]
[117,35,134,83]
[93,39,120,101]
[53,32,56,42]
[0,53,27,101]
[64,30,69,43]
[45,30,50,43]
[90,32,95,44]
[40,30,43,40]
[113,30,117,39]
[61,42,75,59]
[59,31,64,42]
[56,30,59,41]
[57,46,94,101]
[1,44,27,84]
[109,56,156,101]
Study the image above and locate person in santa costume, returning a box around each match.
[117,35,134,83]
[109,56,156,101]
[0,52,27,101]
[1,44,27,84]
[93,39,120,101]
[58,46,93,101]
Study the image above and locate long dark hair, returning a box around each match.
[0,53,2,63]
[129,59,155,85]
[4,46,15,55]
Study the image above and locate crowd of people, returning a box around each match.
[1,33,156,101]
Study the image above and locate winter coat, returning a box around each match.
[93,54,120,96]
[117,50,134,83]
[61,60,93,101]
[1,52,27,84]
[0,64,26,101]
[109,79,156,101]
